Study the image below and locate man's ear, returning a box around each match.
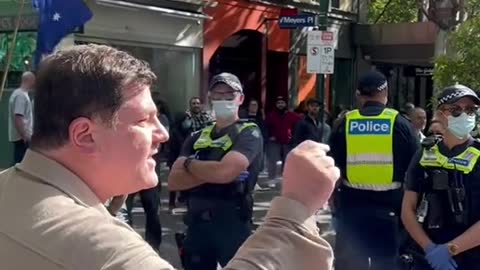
[68,117,96,154]
[239,94,245,105]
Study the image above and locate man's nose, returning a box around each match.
[153,117,169,144]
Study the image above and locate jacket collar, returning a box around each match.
[362,101,385,108]
[15,150,110,216]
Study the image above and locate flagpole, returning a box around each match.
[0,0,26,102]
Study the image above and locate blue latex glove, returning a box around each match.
[236,171,249,182]
[425,244,458,270]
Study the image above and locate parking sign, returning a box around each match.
[307,31,335,74]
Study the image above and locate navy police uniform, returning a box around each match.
[330,71,419,270]
[179,73,263,270]
[404,86,480,270]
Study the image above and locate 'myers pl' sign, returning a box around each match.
[278,15,316,29]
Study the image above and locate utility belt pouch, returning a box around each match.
[448,187,468,226]
[239,195,253,221]
[425,193,445,229]
[431,170,449,190]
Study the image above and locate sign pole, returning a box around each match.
[0,0,26,102]
[317,0,330,140]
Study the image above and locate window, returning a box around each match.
[76,40,201,115]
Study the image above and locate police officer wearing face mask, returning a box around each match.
[168,72,263,270]
[402,85,480,270]
[329,71,419,270]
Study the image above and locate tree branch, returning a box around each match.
[374,0,394,23]
[416,0,433,21]
[416,0,455,30]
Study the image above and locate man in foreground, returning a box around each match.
[0,44,338,270]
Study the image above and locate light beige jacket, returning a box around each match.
[0,150,333,270]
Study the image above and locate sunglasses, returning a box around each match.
[441,105,479,117]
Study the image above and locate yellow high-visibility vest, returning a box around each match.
[345,108,398,190]
[420,144,480,174]
[193,122,258,152]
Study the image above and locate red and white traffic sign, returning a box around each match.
[307,30,335,74]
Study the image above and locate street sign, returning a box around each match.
[307,31,335,74]
[278,14,316,29]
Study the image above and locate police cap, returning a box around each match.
[357,71,388,96]
[437,84,480,107]
[209,72,243,93]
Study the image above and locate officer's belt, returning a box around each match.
[342,180,402,191]
[188,196,242,212]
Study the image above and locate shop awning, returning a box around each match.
[353,22,438,65]
[96,0,212,20]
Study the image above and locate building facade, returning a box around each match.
[77,0,206,115]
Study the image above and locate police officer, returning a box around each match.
[402,85,480,270]
[329,71,419,270]
[168,72,263,270]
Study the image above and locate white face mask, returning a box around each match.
[211,100,237,119]
[447,112,476,139]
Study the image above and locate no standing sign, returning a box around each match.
[307,31,335,74]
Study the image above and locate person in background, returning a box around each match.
[182,97,214,134]
[330,71,419,270]
[156,99,171,131]
[427,119,445,137]
[293,98,331,145]
[401,102,416,122]
[8,71,35,163]
[265,96,302,182]
[241,99,268,189]
[294,100,307,115]
[240,99,267,140]
[332,107,351,132]
[411,107,427,142]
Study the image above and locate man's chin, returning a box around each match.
[137,173,159,190]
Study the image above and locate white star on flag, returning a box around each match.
[52,12,61,21]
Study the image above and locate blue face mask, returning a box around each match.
[447,112,476,139]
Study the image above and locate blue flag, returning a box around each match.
[33,0,93,66]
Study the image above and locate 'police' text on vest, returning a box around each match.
[349,119,391,135]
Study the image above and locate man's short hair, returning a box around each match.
[306,98,321,106]
[31,44,156,149]
[189,96,201,103]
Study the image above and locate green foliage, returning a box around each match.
[433,16,480,103]
[0,32,36,72]
[368,0,418,24]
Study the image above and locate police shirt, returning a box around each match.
[329,101,419,209]
[405,138,480,244]
[180,121,264,186]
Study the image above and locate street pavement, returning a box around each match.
[129,166,335,269]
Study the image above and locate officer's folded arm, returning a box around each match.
[401,190,434,250]
[450,220,480,254]
[187,151,249,184]
[167,157,206,191]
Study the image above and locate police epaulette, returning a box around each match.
[191,129,202,136]
[472,138,480,149]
